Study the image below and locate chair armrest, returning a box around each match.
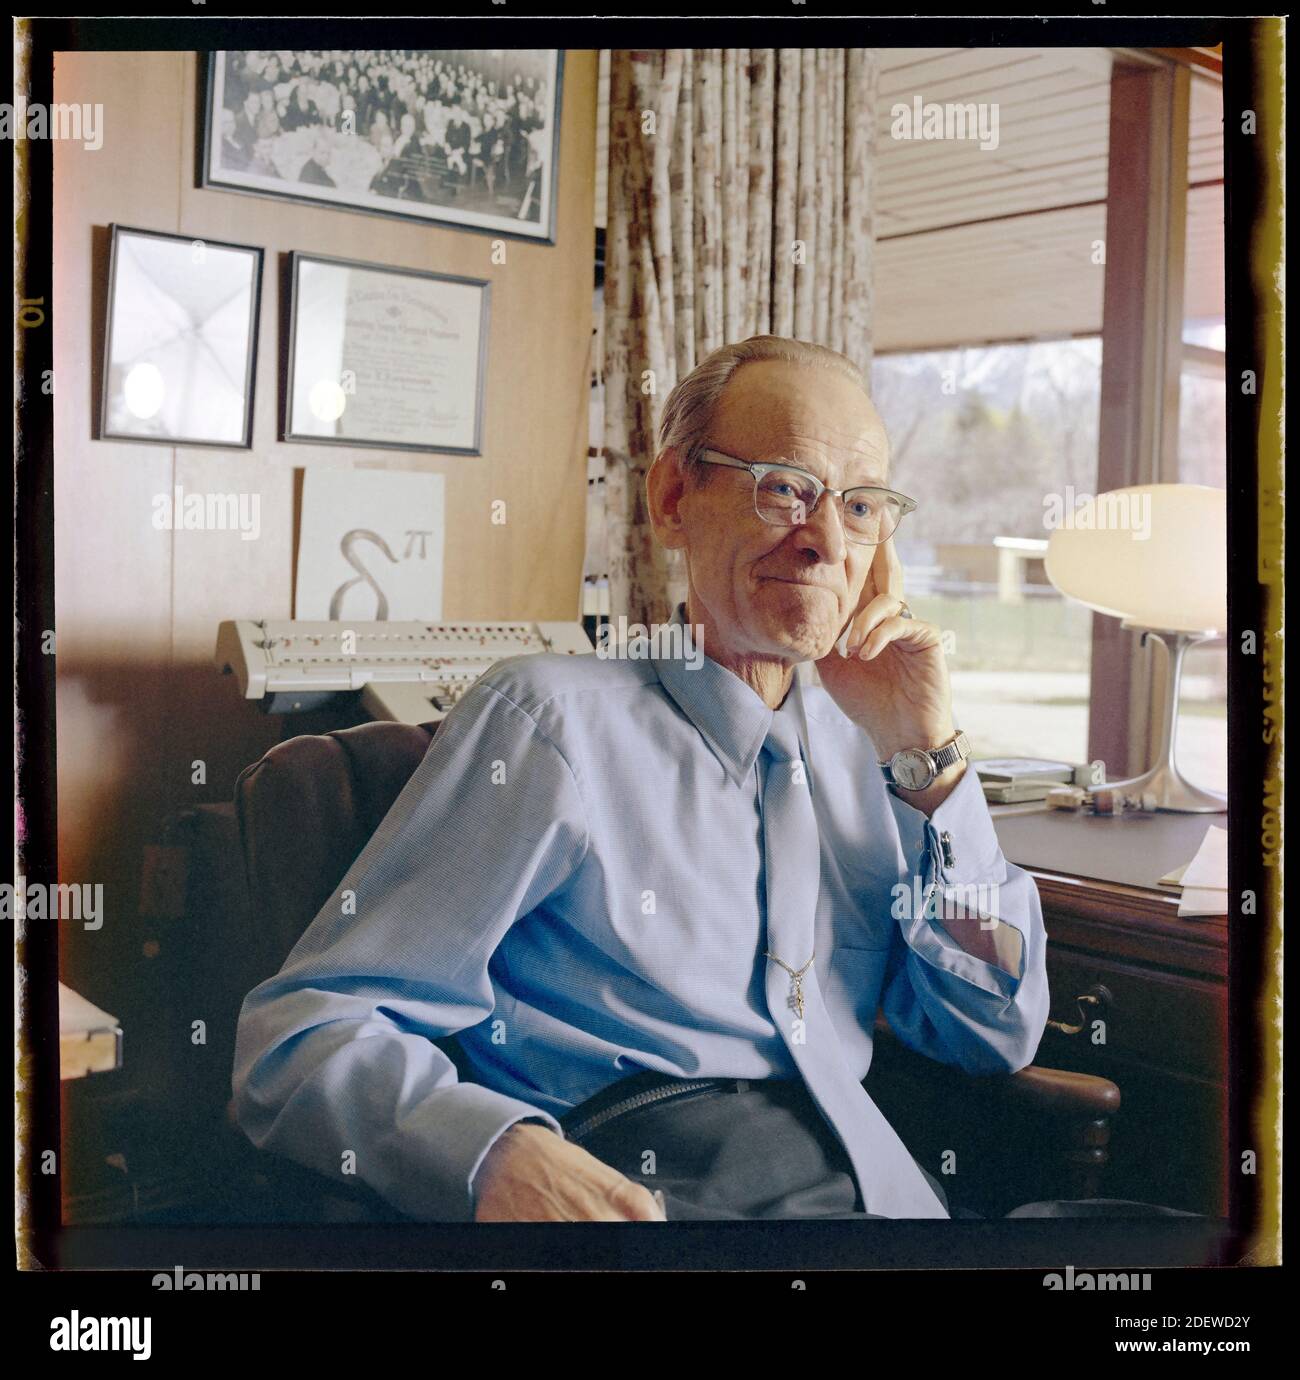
[1000,1063,1121,1118]
[871,1017,1120,1119]
[867,1020,1122,1212]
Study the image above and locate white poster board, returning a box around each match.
[295,469,445,621]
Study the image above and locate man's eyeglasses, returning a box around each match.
[696,447,917,547]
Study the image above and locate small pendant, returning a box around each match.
[790,977,806,1021]
[766,950,815,1023]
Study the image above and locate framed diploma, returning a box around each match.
[284,251,490,455]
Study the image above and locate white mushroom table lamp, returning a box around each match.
[1044,483,1228,814]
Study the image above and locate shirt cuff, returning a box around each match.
[891,767,1024,990]
[437,1084,565,1221]
[896,764,1008,888]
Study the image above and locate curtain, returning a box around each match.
[601,48,880,626]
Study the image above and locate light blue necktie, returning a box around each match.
[760,709,949,1218]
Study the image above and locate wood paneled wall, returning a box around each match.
[52,51,597,1017]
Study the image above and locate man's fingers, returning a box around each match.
[858,614,940,662]
[844,595,910,654]
[880,535,905,599]
[864,535,902,605]
[838,538,906,652]
[608,1179,664,1222]
[474,1122,665,1222]
[582,1160,662,1221]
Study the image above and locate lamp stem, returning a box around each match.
[1150,629,1186,772]
[1098,628,1227,813]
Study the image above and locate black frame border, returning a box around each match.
[282,248,491,456]
[98,222,264,450]
[197,49,565,247]
[13,12,1279,1294]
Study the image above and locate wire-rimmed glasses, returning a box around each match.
[696,447,917,546]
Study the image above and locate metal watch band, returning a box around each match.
[880,730,971,789]
[928,730,971,775]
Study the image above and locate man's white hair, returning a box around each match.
[655,335,869,481]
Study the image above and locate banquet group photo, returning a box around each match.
[208,47,558,229]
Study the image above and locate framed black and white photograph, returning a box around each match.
[99,223,263,448]
[200,50,563,243]
[284,251,490,455]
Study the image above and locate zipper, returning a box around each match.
[564,1078,725,1144]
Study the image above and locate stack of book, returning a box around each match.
[975,758,1080,804]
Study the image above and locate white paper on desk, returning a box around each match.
[1159,861,1190,887]
[1181,824,1229,893]
[58,981,119,1035]
[1179,886,1228,918]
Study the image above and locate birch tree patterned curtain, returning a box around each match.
[601,48,881,626]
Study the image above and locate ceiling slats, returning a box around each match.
[593,47,1224,352]
[874,48,1223,349]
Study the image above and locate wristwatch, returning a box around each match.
[880,730,972,792]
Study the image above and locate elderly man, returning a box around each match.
[233,335,1050,1222]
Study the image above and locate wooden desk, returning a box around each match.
[992,808,1228,1215]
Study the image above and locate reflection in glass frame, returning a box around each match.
[284,252,490,456]
[199,50,564,244]
[99,224,263,448]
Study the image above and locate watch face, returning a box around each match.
[892,749,934,790]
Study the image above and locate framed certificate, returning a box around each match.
[283,252,490,455]
[100,224,263,448]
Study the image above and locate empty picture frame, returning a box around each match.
[284,251,489,455]
[99,224,263,448]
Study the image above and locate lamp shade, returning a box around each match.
[1044,484,1227,634]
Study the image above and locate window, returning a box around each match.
[1174,70,1227,796]
[872,339,1101,763]
[1175,317,1227,796]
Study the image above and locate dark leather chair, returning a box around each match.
[237,720,440,982]
[188,720,1120,1221]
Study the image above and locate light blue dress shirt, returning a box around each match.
[233,611,1050,1221]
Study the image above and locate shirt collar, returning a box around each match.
[650,602,806,787]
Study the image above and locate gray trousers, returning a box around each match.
[562,1075,1195,1221]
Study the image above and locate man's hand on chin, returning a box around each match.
[815,537,964,812]
[472,1122,667,1222]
